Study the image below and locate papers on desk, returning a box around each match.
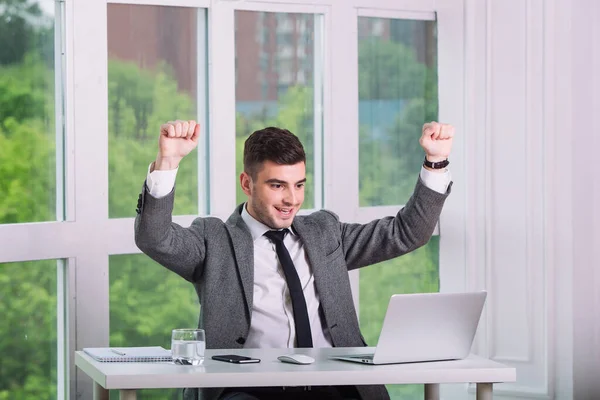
[83,346,172,363]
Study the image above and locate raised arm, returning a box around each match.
[339,178,449,269]
[341,121,454,269]
[134,120,206,282]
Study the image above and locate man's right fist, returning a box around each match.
[154,120,201,171]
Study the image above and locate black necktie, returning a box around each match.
[264,229,313,348]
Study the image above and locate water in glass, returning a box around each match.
[171,329,205,365]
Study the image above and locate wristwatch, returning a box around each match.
[423,157,449,169]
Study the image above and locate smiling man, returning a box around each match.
[135,121,454,400]
[240,127,307,230]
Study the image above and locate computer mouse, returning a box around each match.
[277,354,315,365]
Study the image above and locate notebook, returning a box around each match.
[83,346,173,363]
[332,291,487,365]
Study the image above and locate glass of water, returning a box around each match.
[171,328,205,365]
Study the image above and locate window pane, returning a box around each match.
[360,236,439,399]
[109,254,198,400]
[235,11,321,209]
[0,0,58,223]
[358,18,438,207]
[0,260,58,398]
[108,5,207,218]
[358,19,439,398]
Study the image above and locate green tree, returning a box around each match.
[0,4,59,395]
[0,91,56,399]
[108,59,198,219]
[0,261,57,400]
[0,0,52,65]
[359,37,431,101]
[0,118,57,399]
[358,36,438,206]
[0,59,48,129]
[0,118,55,223]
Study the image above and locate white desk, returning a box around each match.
[75,347,516,400]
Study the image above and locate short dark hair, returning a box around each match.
[243,127,306,179]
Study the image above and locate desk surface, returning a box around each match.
[76,347,516,390]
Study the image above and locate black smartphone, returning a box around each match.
[211,354,261,364]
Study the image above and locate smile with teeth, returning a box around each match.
[275,207,293,216]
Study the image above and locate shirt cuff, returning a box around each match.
[419,166,451,194]
[146,163,178,198]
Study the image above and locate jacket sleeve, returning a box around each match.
[134,184,207,282]
[334,177,451,270]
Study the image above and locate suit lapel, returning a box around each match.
[294,216,350,345]
[224,210,335,324]
[292,217,329,299]
[225,206,255,315]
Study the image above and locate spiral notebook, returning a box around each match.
[83,346,173,363]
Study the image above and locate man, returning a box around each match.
[135,120,453,400]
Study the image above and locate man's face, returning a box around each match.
[241,160,306,229]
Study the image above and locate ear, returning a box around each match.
[240,172,252,197]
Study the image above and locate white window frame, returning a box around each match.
[338,3,467,399]
[0,0,465,398]
[325,0,466,315]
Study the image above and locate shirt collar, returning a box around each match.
[240,203,298,242]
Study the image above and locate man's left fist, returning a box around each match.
[419,121,454,162]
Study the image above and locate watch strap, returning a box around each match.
[423,158,449,169]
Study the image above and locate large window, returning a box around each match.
[107,4,208,218]
[357,16,439,400]
[1,2,462,398]
[234,11,323,209]
[0,260,60,399]
[0,0,63,398]
[0,0,60,224]
[106,6,208,398]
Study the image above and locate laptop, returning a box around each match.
[332,291,487,365]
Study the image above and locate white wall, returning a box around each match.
[569,0,600,398]
[458,0,599,398]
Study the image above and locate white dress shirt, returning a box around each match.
[240,207,333,347]
[146,163,451,348]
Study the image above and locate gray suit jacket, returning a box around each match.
[134,177,450,400]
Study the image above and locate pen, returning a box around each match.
[110,348,126,356]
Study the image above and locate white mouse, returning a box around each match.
[277,354,315,365]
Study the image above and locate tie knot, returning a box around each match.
[264,229,288,243]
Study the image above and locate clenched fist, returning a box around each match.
[153,120,201,171]
[419,121,454,163]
